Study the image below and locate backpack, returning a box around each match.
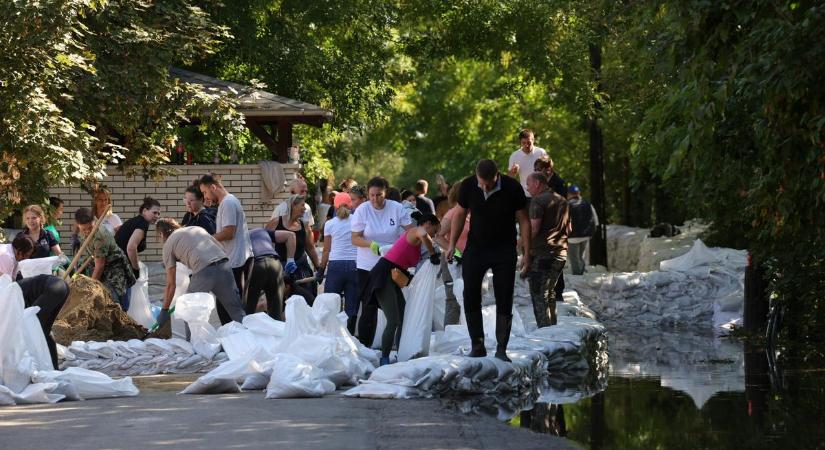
[569,200,594,238]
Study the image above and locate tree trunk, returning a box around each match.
[588,42,608,267]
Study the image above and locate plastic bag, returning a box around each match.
[175,292,220,359]
[17,256,60,278]
[127,262,153,328]
[397,261,439,361]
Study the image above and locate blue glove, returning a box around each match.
[284,261,298,275]
[429,253,441,265]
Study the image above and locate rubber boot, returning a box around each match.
[465,306,487,357]
[379,355,390,366]
[494,314,512,362]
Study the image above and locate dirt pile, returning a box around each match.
[53,275,149,345]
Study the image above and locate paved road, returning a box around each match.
[0,375,572,450]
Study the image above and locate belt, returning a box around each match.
[254,254,277,261]
[207,257,229,267]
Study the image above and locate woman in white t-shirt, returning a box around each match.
[92,187,123,234]
[319,191,363,334]
[351,178,413,346]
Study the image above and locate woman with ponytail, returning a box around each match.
[319,191,363,333]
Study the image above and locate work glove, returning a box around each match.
[369,241,381,256]
[453,249,463,265]
[155,308,172,329]
[315,266,326,282]
[284,260,298,275]
[132,266,140,280]
[429,253,441,265]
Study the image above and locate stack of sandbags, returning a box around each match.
[568,239,745,331]
[607,224,647,272]
[59,338,227,377]
[52,275,149,345]
[0,275,140,406]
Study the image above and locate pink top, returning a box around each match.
[384,231,421,269]
[442,206,470,253]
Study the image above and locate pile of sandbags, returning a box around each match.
[568,239,745,331]
[59,338,227,377]
[180,294,377,398]
[52,275,148,345]
[0,275,140,406]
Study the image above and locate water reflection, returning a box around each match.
[608,326,745,408]
[515,337,825,449]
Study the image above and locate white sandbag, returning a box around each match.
[32,367,139,399]
[265,354,336,399]
[21,307,53,372]
[398,261,439,361]
[127,262,154,328]
[243,312,286,337]
[175,292,220,359]
[17,256,59,278]
[371,308,387,349]
[170,263,193,339]
[218,329,260,360]
[0,277,32,393]
[660,239,719,272]
[432,285,446,331]
[180,355,265,394]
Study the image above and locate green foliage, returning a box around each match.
[633,1,825,360]
[0,0,243,217]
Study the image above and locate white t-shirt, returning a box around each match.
[351,200,412,271]
[99,214,123,235]
[216,193,253,268]
[508,146,548,196]
[271,202,314,227]
[324,217,357,261]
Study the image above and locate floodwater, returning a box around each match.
[509,326,825,449]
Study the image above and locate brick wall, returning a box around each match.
[49,164,301,262]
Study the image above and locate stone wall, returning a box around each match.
[49,164,301,262]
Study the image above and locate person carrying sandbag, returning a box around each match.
[360,213,441,366]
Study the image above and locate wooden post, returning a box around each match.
[588,41,608,268]
[276,120,293,163]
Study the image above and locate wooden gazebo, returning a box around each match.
[171,68,334,163]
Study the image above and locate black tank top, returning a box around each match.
[275,216,306,261]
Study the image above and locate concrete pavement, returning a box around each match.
[0,375,573,450]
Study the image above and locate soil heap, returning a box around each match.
[53,275,150,345]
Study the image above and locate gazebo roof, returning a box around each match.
[170,67,334,125]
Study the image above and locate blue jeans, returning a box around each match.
[325,260,359,317]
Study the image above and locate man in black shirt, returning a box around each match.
[446,160,531,362]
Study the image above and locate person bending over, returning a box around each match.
[362,213,440,366]
[154,218,246,328]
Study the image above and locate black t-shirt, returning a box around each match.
[181,209,216,235]
[115,215,150,255]
[457,173,527,249]
[16,229,58,259]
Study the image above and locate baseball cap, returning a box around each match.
[569,184,581,194]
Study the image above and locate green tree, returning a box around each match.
[0,0,242,218]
